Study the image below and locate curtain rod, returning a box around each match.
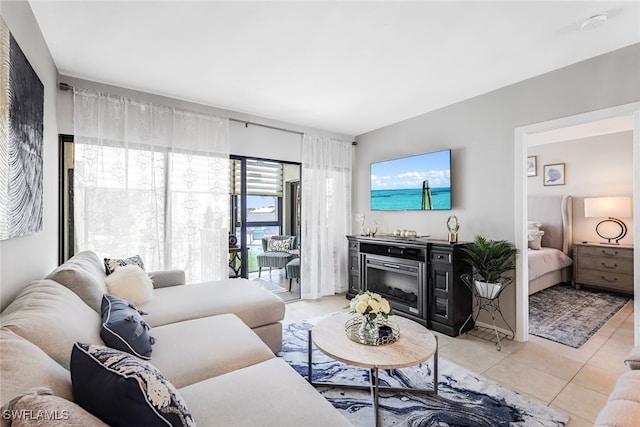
[232,119,357,145]
[59,82,356,145]
[229,118,304,136]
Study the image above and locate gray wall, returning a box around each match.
[353,43,640,329]
[0,1,60,310]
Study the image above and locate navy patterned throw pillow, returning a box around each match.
[104,255,145,275]
[71,343,194,427]
[100,294,154,359]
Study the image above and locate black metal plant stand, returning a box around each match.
[458,273,515,351]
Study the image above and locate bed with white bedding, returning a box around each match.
[527,195,574,295]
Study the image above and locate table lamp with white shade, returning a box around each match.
[584,196,632,244]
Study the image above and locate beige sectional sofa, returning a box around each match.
[0,251,352,426]
[594,345,640,426]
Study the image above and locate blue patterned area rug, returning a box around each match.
[278,321,569,426]
[529,284,631,348]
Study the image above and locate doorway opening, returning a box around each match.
[229,156,301,302]
[514,103,640,345]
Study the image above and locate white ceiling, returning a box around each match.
[29,1,640,137]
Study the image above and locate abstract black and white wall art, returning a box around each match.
[0,18,44,241]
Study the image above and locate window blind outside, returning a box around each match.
[231,159,283,196]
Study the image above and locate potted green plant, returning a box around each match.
[461,235,518,298]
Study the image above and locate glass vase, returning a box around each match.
[359,316,379,345]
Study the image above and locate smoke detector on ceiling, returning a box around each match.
[580,14,608,30]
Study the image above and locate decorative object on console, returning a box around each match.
[346,290,394,345]
[392,229,417,239]
[543,163,565,186]
[584,196,632,244]
[363,217,378,237]
[446,215,459,243]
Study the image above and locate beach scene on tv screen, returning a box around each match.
[371,150,451,211]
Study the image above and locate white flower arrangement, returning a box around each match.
[347,290,393,322]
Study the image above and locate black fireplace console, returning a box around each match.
[346,235,473,337]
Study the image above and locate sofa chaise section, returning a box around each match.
[141,278,285,353]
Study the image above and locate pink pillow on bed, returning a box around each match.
[528,229,544,250]
[528,220,542,230]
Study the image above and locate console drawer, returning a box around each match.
[430,250,452,264]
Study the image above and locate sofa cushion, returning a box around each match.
[45,251,107,312]
[150,314,274,388]
[71,343,194,427]
[100,295,153,359]
[141,278,285,329]
[0,387,107,427]
[104,254,145,275]
[606,369,640,402]
[179,358,352,427]
[0,280,103,370]
[105,265,154,306]
[595,370,640,426]
[148,270,186,289]
[0,329,73,406]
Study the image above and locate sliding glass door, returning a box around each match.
[230,156,301,299]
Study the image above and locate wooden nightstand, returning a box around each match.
[573,242,634,294]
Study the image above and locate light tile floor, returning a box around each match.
[283,294,635,426]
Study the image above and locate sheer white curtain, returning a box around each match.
[301,134,352,299]
[73,89,229,282]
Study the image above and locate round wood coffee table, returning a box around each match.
[308,312,438,426]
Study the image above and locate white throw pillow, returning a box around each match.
[528,229,545,250]
[105,265,154,306]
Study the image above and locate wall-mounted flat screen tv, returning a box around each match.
[370,149,451,211]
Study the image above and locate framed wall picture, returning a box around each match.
[527,156,537,177]
[0,18,44,241]
[543,163,565,186]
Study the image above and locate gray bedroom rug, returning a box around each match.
[278,321,569,426]
[529,283,631,348]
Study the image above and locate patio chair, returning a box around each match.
[257,235,296,278]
